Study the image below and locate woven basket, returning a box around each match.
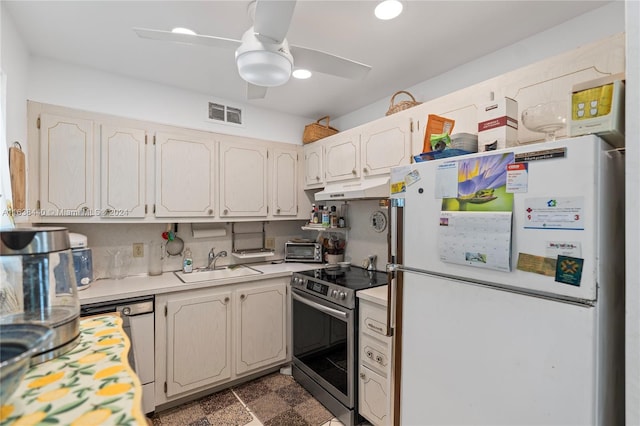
[303,116,339,144]
[385,90,422,116]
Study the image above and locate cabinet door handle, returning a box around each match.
[224,297,229,303]
[223,209,228,215]
[363,167,368,173]
[276,208,281,214]
[315,176,320,181]
[208,209,213,215]
[360,372,366,379]
[240,294,246,300]
[352,169,357,175]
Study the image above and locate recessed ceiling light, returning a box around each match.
[292,69,312,79]
[171,27,196,35]
[375,0,403,20]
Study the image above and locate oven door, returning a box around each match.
[291,288,354,408]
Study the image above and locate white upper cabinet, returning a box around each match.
[39,113,96,216]
[100,125,146,218]
[155,131,216,218]
[272,147,298,217]
[219,140,268,218]
[303,143,324,189]
[360,114,412,178]
[324,128,361,183]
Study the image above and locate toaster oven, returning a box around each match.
[284,242,323,263]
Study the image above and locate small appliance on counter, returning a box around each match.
[69,232,93,289]
[284,240,323,263]
[0,227,81,363]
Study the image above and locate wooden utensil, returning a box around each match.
[9,142,25,210]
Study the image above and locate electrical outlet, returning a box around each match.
[265,237,275,250]
[133,243,144,258]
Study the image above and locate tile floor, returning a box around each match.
[150,372,346,426]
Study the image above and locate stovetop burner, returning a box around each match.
[292,266,388,309]
[297,266,388,291]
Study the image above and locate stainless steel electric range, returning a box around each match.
[290,266,388,426]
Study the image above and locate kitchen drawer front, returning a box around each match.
[360,333,390,378]
[359,300,390,341]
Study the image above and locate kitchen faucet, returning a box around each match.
[207,248,228,270]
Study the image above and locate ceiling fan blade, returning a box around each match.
[253,0,297,44]
[133,27,241,50]
[290,45,371,80]
[247,83,268,100]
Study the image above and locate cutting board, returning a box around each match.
[9,143,25,210]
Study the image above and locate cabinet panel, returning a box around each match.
[155,132,216,217]
[219,141,268,217]
[39,113,95,215]
[303,143,324,188]
[166,290,232,397]
[100,125,146,218]
[324,132,360,183]
[361,116,411,177]
[359,365,390,426]
[272,148,298,216]
[235,282,287,375]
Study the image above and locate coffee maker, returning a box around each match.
[0,227,81,363]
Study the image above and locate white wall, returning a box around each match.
[27,57,310,145]
[334,1,625,130]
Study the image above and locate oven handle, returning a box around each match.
[292,292,348,320]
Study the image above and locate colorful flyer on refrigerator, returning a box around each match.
[441,152,514,212]
[524,197,585,230]
[437,211,512,272]
[506,163,528,193]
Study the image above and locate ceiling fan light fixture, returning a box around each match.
[292,69,312,79]
[237,50,292,87]
[375,0,403,20]
[171,27,196,35]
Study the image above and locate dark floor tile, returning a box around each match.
[199,389,240,414]
[232,379,272,403]
[275,382,313,406]
[256,372,296,391]
[188,417,212,426]
[264,408,310,426]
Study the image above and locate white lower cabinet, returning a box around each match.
[358,297,392,426]
[156,278,289,404]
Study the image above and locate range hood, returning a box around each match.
[315,176,390,201]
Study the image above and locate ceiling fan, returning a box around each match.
[133,0,372,99]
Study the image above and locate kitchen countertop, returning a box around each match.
[1,314,146,425]
[357,285,389,306]
[79,262,324,305]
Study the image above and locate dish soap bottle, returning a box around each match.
[183,248,193,273]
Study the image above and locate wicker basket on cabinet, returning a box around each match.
[385,90,422,116]
[303,116,339,143]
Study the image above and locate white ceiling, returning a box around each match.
[4,0,610,119]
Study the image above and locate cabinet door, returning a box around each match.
[155,132,216,217]
[165,290,232,397]
[100,125,146,218]
[39,113,95,216]
[219,141,268,217]
[359,365,390,426]
[303,143,324,188]
[361,115,411,178]
[272,148,297,217]
[235,281,287,375]
[324,130,360,183]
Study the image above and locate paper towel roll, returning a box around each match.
[191,224,227,239]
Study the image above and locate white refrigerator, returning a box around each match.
[388,135,625,425]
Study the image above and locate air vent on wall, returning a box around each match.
[208,102,243,125]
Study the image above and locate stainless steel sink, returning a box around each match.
[174,265,262,283]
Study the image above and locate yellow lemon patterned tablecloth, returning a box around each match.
[0,314,146,426]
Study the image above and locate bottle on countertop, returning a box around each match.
[312,204,319,224]
[183,248,193,273]
[322,206,330,227]
[310,203,316,223]
[330,206,338,228]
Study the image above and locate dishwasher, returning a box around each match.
[80,296,155,414]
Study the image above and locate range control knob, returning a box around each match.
[339,292,347,300]
[331,289,338,298]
